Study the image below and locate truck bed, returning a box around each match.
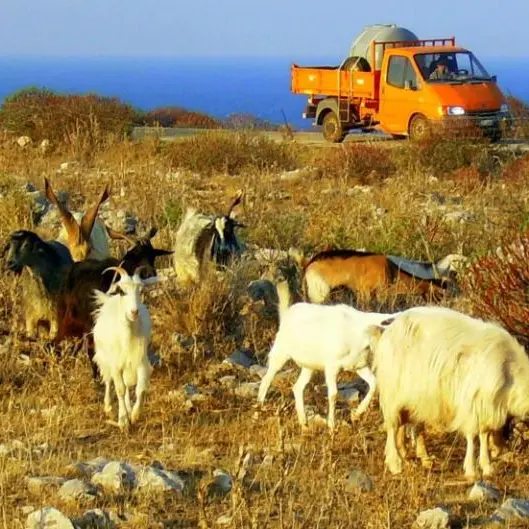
[291,64,378,99]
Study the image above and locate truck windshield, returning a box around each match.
[414,52,491,83]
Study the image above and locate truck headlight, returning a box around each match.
[446,106,466,116]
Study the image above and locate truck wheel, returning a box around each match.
[409,115,431,142]
[322,112,345,143]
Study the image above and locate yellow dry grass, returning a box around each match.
[0,132,529,528]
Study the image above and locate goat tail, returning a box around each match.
[275,279,292,324]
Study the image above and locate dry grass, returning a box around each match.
[1,133,529,528]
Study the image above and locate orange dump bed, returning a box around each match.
[291,64,377,99]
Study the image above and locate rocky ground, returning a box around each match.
[2,135,529,528]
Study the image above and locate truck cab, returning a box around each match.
[377,46,509,140]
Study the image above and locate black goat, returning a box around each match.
[56,226,173,343]
[2,230,73,339]
[210,191,245,268]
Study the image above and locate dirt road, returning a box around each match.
[132,126,529,151]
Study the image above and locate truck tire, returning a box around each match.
[342,56,371,72]
[322,112,345,143]
[409,114,431,142]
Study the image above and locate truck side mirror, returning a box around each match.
[491,74,497,83]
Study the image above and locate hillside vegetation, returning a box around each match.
[1,93,529,528]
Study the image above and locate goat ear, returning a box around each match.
[153,248,173,257]
[227,189,244,218]
[44,177,80,242]
[146,227,158,240]
[80,183,110,241]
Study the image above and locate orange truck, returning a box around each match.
[291,24,510,142]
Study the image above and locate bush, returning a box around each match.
[164,131,298,176]
[500,152,529,183]
[400,135,498,179]
[0,87,137,148]
[506,95,529,140]
[312,143,397,184]
[140,106,222,129]
[462,232,529,346]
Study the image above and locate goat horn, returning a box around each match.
[44,177,80,242]
[227,189,244,217]
[80,183,111,241]
[102,266,129,280]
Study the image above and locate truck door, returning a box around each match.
[379,55,421,135]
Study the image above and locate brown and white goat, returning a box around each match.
[291,248,453,304]
[44,177,111,262]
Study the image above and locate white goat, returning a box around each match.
[257,280,394,430]
[367,306,529,479]
[92,266,159,430]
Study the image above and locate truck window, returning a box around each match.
[414,52,491,82]
[387,56,418,89]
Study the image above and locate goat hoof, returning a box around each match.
[386,459,403,475]
[118,417,130,431]
[350,410,362,422]
[420,457,434,470]
[481,466,494,478]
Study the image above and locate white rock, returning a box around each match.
[492,498,529,522]
[67,456,110,478]
[346,469,374,492]
[234,382,260,398]
[414,507,451,529]
[91,461,135,493]
[26,507,75,529]
[216,515,233,525]
[59,161,78,171]
[208,469,233,497]
[279,168,303,181]
[26,476,67,495]
[135,466,184,493]
[219,375,237,388]
[17,136,32,148]
[443,209,475,224]
[57,479,98,503]
[337,382,361,403]
[39,139,50,153]
[248,364,268,378]
[467,481,501,502]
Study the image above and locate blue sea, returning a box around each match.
[0,56,528,130]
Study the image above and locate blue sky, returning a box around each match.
[1,0,528,58]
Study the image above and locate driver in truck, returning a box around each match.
[429,58,454,80]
